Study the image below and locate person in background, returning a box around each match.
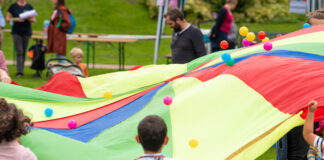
[209,0,237,52]
[307,9,324,26]
[70,48,88,77]
[0,0,5,50]
[164,8,206,64]
[47,0,71,63]
[0,98,37,160]
[0,51,11,83]
[227,22,237,49]
[6,0,36,77]
[28,39,47,78]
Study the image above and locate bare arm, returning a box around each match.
[6,12,24,23]
[0,69,11,83]
[303,100,318,146]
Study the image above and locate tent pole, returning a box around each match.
[153,3,165,64]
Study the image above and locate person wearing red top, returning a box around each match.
[47,0,71,63]
[210,0,237,52]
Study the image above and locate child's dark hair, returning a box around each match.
[137,115,167,152]
[55,0,66,9]
[0,98,31,142]
[308,9,324,22]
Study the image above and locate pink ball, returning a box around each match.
[163,96,173,105]
[242,38,251,47]
[263,42,273,51]
[68,120,77,129]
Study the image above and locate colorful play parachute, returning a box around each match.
[2,25,324,160]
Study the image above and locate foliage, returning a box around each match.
[204,0,292,23]
[145,0,212,21]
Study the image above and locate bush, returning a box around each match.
[145,0,212,21]
[204,0,292,23]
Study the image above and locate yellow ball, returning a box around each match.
[189,139,199,148]
[239,26,249,36]
[246,32,256,41]
[262,37,270,43]
[104,91,113,99]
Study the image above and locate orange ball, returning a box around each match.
[220,40,229,50]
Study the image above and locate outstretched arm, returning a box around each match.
[303,100,318,146]
[0,69,11,83]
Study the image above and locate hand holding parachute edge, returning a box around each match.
[308,100,318,113]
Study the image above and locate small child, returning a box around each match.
[70,48,89,77]
[135,115,173,160]
[28,39,47,78]
[0,98,37,160]
[307,9,324,26]
[303,101,324,160]
[307,120,324,160]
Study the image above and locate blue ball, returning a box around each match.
[303,23,311,29]
[221,53,232,62]
[44,108,53,117]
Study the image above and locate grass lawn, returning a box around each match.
[1,0,306,66]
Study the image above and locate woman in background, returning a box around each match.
[47,0,71,63]
[209,0,237,52]
[6,0,36,77]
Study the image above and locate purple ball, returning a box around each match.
[163,96,173,105]
[68,120,77,129]
[242,38,251,47]
[263,42,273,51]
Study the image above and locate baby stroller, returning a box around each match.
[46,57,85,78]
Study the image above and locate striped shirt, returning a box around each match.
[134,154,174,160]
[313,136,324,159]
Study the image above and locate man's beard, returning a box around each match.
[173,23,181,32]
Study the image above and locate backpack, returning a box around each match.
[57,10,76,34]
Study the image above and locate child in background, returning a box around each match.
[303,101,324,160]
[70,48,88,77]
[307,120,324,160]
[135,115,173,160]
[307,9,324,26]
[0,98,37,160]
[28,39,47,78]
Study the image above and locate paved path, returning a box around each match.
[6,60,136,70]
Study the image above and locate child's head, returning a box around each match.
[0,98,31,142]
[316,120,324,137]
[136,115,169,153]
[308,9,324,26]
[70,48,84,65]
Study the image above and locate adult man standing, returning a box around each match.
[164,8,206,64]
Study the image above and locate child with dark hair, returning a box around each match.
[135,115,173,160]
[307,9,324,26]
[0,98,37,160]
[28,39,47,78]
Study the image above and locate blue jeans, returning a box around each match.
[276,135,288,160]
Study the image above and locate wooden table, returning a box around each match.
[32,35,137,71]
